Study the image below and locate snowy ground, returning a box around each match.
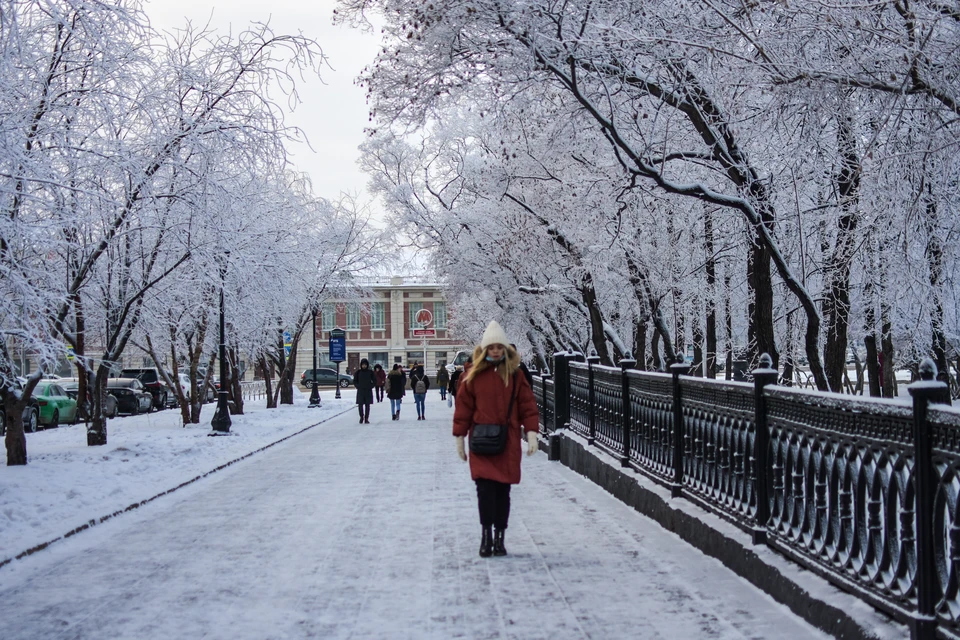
[0,391,844,639]
[0,386,350,563]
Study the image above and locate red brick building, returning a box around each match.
[296,276,467,376]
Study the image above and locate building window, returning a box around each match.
[434,302,447,329]
[346,302,361,330]
[321,304,335,331]
[407,351,426,366]
[368,302,385,330]
[368,352,389,368]
[409,301,424,330]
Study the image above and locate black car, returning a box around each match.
[119,368,168,410]
[59,378,119,419]
[300,368,353,388]
[106,378,154,415]
[0,379,40,435]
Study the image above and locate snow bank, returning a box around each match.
[0,388,351,564]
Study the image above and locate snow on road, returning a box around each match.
[1,393,831,639]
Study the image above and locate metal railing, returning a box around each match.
[534,352,957,640]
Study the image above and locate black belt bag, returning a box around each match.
[469,377,517,456]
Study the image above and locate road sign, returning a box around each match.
[413,328,436,337]
[66,345,75,362]
[415,308,433,327]
[329,327,346,363]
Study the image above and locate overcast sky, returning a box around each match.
[145,0,382,213]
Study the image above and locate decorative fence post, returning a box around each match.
[540,370,552,432]
[553,351,572,432]
[670,358,690,498]
[908,358,950,640]
[752,353,778,545]
[619,352,637,467]
[586,349,600,445]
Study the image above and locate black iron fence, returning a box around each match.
[533,352,958,640]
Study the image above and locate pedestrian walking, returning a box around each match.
[453,320,539,558]
[448,357,470,407]
[387,363,406,420]
[510,343,534,387]
[373,363,386,402]
[410,365,430,420]
[353,359,376,423]
[436,366,449,401]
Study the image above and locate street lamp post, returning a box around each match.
[309,305,321,408]
[211,257,232,433]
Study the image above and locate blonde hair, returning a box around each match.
[463,343,519,387]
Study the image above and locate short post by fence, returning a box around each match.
[586,350,600,445]
[752,353,778,545]
[619,353,637,467]
[908,358,950,640]
[670,359,690,498]
[539,371,552,432]
[553,351,572,433]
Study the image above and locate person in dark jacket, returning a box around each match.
[353,359,376,423]
[387,363,406,420]
[409,365,430,420]
[454,321,539,558]
[436,366,450,401]
[373,363,387,402]
[511,344,534,387]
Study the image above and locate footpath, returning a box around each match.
[0,393,842,639]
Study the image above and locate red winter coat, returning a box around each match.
[452,365,540,484]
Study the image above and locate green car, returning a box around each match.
[34,381,78,429]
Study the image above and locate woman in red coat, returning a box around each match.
[453,320,540,557]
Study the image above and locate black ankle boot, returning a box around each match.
[479,526,493,558]
[493,529,507,556]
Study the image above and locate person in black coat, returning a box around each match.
[511,344,534,387]
[353,359,376,423]
[387,364,407,420]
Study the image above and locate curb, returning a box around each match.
[539,431,907,640]
[0,406,354,571]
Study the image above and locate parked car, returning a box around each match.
[33,381,79,428]
[106,378,154,415]
[0,379,41,435]
[119,368,168,410]
[59,378,119,419]
[300,368,353,388]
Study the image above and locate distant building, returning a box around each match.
[296,276,467,375]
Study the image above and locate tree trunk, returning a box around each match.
[4,403,27,466]
[88,365,110,446]
[228,345,244,415]
[259,356,277,408]
[580,279,613,366]
[863,239,881,397]
[691,308,704,377]
[924,193,948,381]
[651,328,663,371]
[634,316,648,371]
[881,300,896,398]
[704,209,717,379]
[723,265,734,381]
[821,109,861,393]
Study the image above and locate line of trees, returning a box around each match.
[338,0,959,396]
[1,1,386,465]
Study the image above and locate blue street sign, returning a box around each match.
[329,328,346,363]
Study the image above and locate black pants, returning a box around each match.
[358,404,370,420]
[375,386,384,402]
[476,479,511,530]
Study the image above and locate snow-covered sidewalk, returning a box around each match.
[0,392,832,639]
[0,387,351,564]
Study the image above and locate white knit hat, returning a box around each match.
[480,320,510,349]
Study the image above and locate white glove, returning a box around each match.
[456,436,467,461]
[526,431,538,456]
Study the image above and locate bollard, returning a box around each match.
[548,430,563,461]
